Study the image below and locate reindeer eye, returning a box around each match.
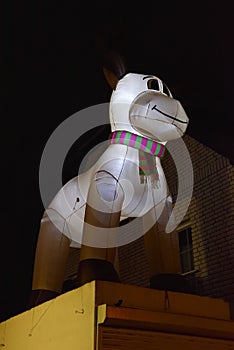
[147,79,160,91]
[162,83,171,96]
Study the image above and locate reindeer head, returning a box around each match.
[108,73,189,143]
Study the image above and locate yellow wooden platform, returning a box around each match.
[1,281,234,349]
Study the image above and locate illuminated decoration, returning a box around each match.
[30,60,189,305]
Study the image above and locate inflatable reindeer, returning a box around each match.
[30,58,189,306]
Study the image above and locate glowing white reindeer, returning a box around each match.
[30,61,189,306]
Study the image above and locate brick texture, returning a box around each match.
[162,135,234,302]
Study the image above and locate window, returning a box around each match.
[178,227,195,274]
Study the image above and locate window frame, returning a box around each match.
[177,225,195,275]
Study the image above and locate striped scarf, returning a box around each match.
[111,130,165,187]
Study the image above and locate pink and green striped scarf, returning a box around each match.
[111,130,165,186]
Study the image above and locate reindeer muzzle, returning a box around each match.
[129,91,189,142]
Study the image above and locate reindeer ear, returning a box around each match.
[103,67,119,90]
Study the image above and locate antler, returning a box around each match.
[102,49,128,80]
[95,32,128,89]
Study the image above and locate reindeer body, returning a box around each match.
[31,72,189,304]
[47,141,168,248]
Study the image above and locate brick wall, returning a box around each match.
[118,235,150,288]
[162,135,234,302]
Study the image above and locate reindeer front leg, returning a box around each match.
[144,195,191,293]
[29,211,71,307]
[77,171,124,286]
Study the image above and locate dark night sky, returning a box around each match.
[1,1,233,321]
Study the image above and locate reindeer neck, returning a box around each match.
[110,130,165,158]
